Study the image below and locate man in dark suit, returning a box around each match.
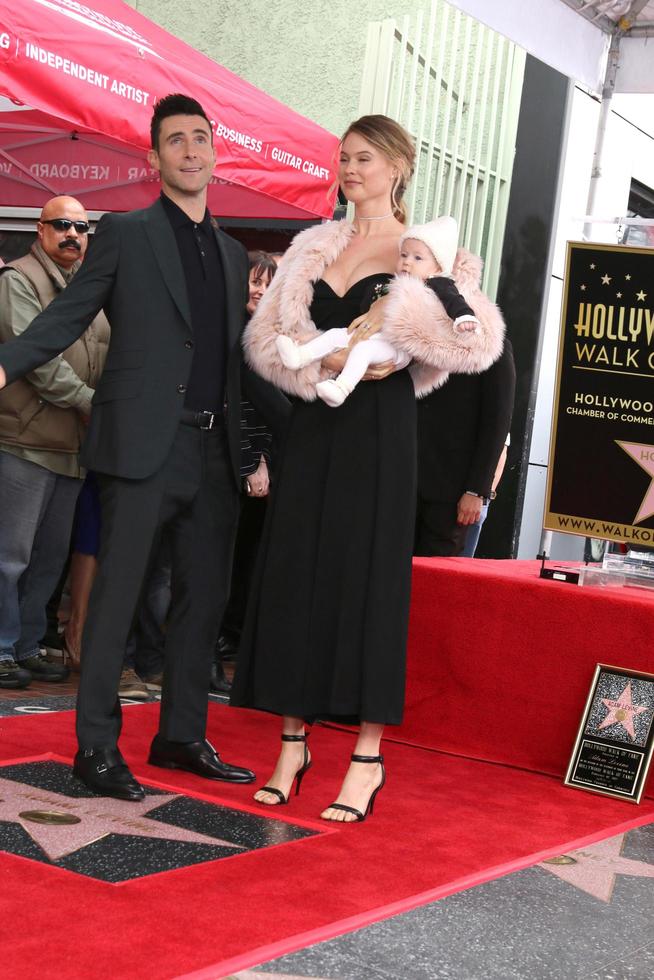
[414,338,515,557]
[0,94,288,801]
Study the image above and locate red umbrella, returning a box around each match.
[0,0,339,219]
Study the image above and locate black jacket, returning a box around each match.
[0,199,288,482]
[417,337,516,501]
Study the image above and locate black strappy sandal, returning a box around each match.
[256,733,312,805]
[322,753,386,822]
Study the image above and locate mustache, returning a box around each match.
[59,238,82,251]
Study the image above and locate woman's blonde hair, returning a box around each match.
[340,115,415,224]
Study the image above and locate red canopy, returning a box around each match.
[0,0,339,219]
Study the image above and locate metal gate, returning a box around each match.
[358,1,526,298]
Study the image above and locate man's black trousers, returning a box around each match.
[76,422,239,750]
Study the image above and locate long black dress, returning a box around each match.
[231,274,416,725]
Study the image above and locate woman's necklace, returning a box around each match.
[356,211,393,221]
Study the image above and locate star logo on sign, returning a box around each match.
[590,263,596,270]
[616,292,622,298]
[617,441,654,524]
[601,274,612,285]
[0,776,244,861]
[597,681,649,740]
[580,284,586,291]
[626,274,632,280]
[540,833,654,902]
[636,290,647,301]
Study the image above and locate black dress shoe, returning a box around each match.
[73,747,145,801]
[209,659,232,694]
[148,735,255,783]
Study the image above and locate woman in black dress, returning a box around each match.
[231,115,505,821]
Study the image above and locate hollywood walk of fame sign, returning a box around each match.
[544,241,654,547]
[565,664,654,803]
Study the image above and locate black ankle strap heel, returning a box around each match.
[322,753,386,823]
[257,733,312,805]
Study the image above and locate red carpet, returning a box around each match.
[2,703,654,979]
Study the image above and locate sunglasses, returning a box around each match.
[41,218,90,234]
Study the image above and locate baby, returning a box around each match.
[276,216,479,407]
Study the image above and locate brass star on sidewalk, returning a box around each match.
[540,833,654,902]
[0,776,244,861]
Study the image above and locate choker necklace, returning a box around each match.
[356,211,393,221]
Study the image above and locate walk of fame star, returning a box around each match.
[616,441,654,524]
[0,761,319,882]
[539,832,654,902]
[0,775,243,861]
[597,681,649,740]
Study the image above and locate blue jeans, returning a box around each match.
[462,502,490,557]
[0,452,81,664]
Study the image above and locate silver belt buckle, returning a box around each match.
[199,411,215,430]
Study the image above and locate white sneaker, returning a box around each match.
[276,335,308,370]
[316,378,352,407]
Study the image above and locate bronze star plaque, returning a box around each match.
[19,810,81,825]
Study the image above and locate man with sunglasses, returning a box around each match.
[0,195,110,690]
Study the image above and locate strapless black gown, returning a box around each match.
[231,274,416,725]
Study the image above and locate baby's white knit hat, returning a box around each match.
[399,215,459,276]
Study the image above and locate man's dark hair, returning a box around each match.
[150,93,212,150]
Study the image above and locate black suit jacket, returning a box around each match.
[0,199,288,482]
[417,337,516,501]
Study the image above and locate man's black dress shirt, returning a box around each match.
[160,192,227,413]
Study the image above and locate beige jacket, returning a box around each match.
[0,242,110,467]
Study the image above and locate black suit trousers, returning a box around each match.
[76,422,239,749]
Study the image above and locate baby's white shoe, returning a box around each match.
[316,378,352,407]
[276,335,308,370]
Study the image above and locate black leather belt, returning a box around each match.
[180,408,222,430]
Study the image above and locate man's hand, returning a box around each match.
[457,492,484,526]
[246,456,269,497]
[0,365,6,390]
